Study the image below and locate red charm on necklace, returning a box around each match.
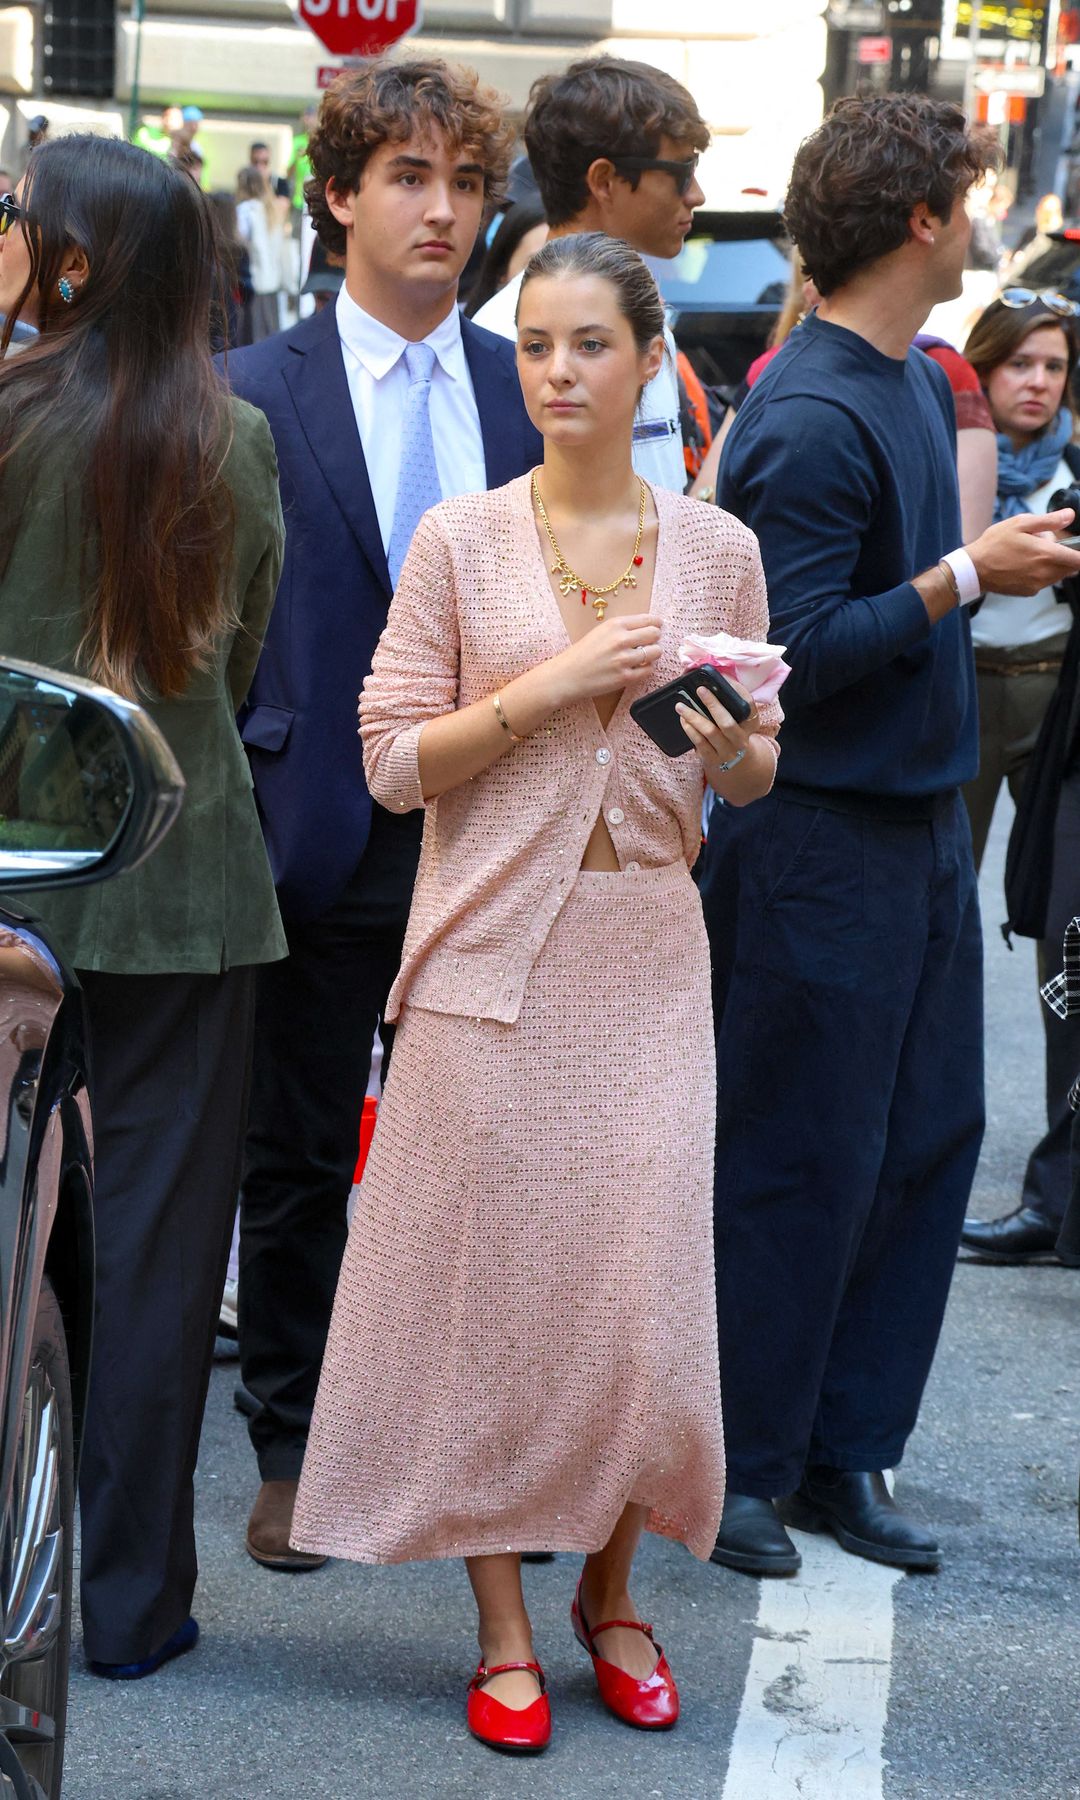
[581,587,588,604]
[633,555,643,566]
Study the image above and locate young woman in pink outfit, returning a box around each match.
[292,233,782,1753]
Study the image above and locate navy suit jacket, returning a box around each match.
[218,303,542,924]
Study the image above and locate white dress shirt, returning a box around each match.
[473,269,687,493]
[335,286,488,555]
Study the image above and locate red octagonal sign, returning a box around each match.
[299,0,422,61]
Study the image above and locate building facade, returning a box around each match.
[0,0,826,206]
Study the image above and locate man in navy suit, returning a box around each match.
[220,58,542,1568]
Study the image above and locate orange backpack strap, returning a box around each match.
[676,351,712,479]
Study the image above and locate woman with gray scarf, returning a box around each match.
[962,291,1080,865]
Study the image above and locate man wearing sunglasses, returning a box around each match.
[473,55,708,492]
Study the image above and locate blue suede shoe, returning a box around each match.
[88,1615,199,1680]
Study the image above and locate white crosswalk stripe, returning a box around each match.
[722,1530,902,1800]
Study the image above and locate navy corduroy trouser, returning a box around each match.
[700,787,984,1499]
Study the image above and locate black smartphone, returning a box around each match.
[629,664,752,758]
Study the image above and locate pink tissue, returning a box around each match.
[678,631,792,704]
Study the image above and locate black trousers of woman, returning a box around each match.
[76,965,256,1665]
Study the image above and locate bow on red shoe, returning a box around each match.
[466,1660,552,1754]
[571,1578,680,1729]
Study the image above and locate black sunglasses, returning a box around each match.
[0,192,22,236]
[608,155,699,198]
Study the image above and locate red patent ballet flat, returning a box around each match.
[571,1577,680,1729]
[466,1660,552,1754]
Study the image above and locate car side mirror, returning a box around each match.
[0,659,185,889]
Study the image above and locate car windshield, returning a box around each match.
[1009,237,1080,301]
[659,232,791,309]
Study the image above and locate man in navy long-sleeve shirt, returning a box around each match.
[704,93,1080,1579]
[728,313,974,794]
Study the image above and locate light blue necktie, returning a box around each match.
[387,341,442,588]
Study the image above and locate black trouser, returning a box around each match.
[1023,768,1080,1227]
[701,790,984,1498]
[1058,1109,1080,1262]
[239,804,421,1482]
[77,965,256,1664]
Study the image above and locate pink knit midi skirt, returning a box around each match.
[291,862,725,1563]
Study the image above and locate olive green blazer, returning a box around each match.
[0,396,286,974]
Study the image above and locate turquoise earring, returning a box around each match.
[57,276,75,304]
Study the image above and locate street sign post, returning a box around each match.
[298,0,422,60]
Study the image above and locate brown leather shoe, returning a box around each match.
[245,1480,327,1572]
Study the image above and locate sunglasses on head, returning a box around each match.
[0,192,21,236]
[608,154,700,199]
[1000,286,1080,317]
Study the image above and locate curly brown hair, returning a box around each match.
[306,56,514,256]
[524,56,709,229]
[783,93,1000,297]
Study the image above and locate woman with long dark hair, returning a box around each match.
[0,135,286,1677]
[206,187,253,351]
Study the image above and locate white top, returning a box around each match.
[336,287,487,556]
[236,199,286,296]
[473,269,687,493]
[971,459,1073,651]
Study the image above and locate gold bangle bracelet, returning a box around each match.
[492,691,524,743]
[938,558,962,603]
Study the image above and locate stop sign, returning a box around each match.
[299,0,422,60]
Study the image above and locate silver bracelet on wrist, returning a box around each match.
[715,746,746,775]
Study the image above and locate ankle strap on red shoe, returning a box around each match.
[575,1582,657,1651]
[590,1618,655,1641]
[470,1660,546,1693]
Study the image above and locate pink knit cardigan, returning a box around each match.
[360,473,781,1024]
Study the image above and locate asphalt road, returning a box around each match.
[63,803,1080,1800]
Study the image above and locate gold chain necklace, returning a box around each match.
[532,473,647,622]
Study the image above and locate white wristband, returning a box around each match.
[940,547,982,605]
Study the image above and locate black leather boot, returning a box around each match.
[710,1492,801,1577]
[780,1468,940,1571]
[960,1206,1061,1264]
